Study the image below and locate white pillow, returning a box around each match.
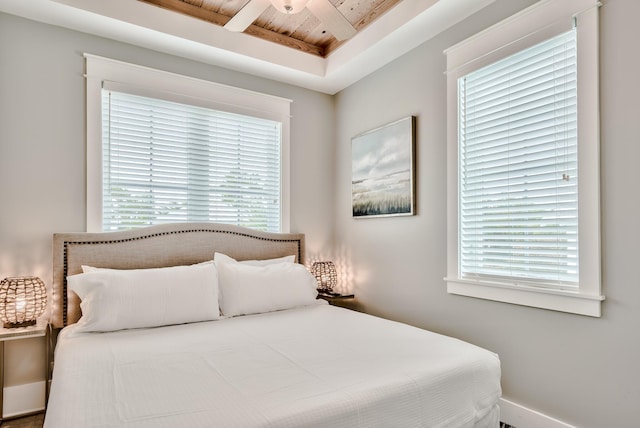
[214,252,295,266]
[81,260,214,273]
[217,261,317,317]
[68,263,220,333]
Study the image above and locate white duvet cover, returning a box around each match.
[45,305,501,428]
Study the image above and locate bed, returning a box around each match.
[45,223,501,428]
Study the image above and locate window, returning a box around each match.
[459,30,578,286]
[102,90,281,232]
[85,55,291,233]
[444,0,602,316]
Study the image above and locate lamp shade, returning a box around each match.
[311,261,337,293]
[0,276,47,328]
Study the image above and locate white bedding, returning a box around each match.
[45,304,501,428]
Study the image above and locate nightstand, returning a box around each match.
[317,293,362,312]
[0,319,48,422]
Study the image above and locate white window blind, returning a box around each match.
[101,89,282,232]
[458,29,578,287]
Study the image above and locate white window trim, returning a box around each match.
[444,0,603,317]
[84,54,292,233]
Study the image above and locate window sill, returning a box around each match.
[445,277,604,317]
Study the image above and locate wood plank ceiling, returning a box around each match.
[138,0,401,57]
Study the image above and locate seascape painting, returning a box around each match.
[351,116,415,218]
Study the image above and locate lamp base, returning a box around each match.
[3,320,36,328]
[317,288,339,296]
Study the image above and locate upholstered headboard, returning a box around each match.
[52,223,305,328]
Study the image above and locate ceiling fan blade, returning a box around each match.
[306,0,356,41]
[224,0,271,32]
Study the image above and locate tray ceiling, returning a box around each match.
[0,0,497,94]
[138,0,400,57]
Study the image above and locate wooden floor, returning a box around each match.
[0,413,44,428]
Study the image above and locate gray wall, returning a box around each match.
[0,12,335,387]
[334,0,640,427]
[3,0,640,426]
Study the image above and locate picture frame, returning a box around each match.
[351,116,416,218]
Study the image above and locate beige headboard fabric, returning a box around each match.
[52,223,305,328]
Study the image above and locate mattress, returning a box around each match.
[44,304,501,428]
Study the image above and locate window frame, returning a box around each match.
[444,0,603,317]
[85,54,292,233]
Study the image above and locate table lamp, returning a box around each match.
[0,276,47,328]
[311,261,337,295]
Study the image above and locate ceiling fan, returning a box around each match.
[224,0,357,41]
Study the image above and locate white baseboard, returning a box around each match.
[3,381,46,419]
[499,397,575,428]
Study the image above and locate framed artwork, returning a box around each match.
[351,116,416,218]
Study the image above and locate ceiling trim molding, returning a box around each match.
[0,0,496,94]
